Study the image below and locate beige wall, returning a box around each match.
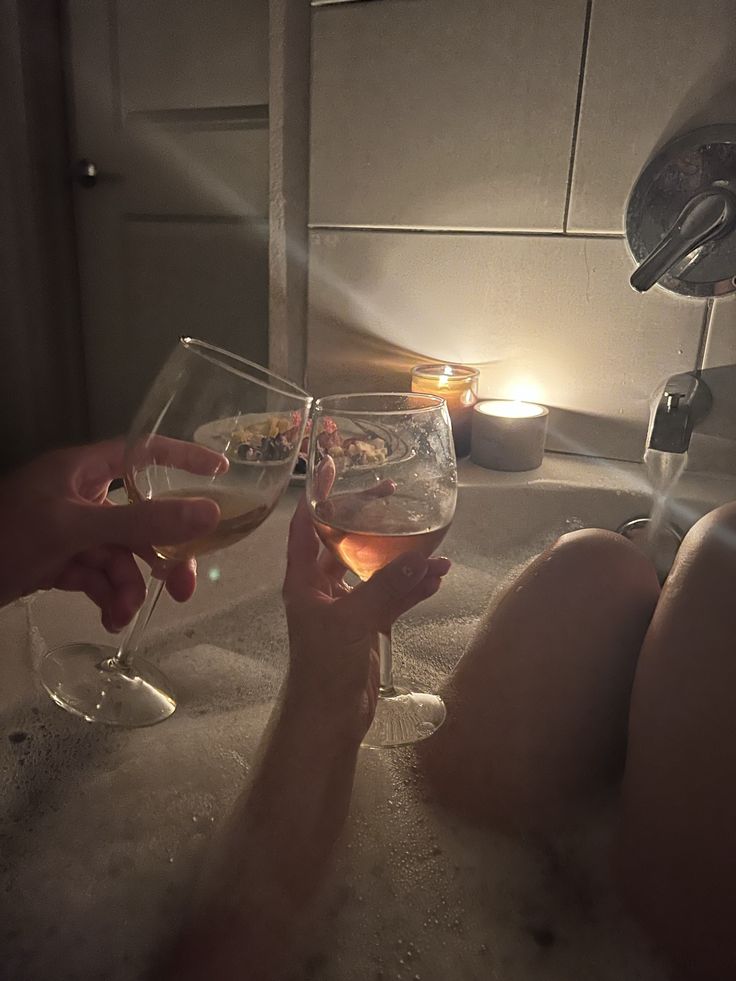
[306,0,736,469]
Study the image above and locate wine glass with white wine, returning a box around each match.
[40,338,312,728]
[307,393,457,748]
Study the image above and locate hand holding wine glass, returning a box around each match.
[0,437,225,623]
[307,393,457,747]
[40,338,312,728]
[282,496,452,745]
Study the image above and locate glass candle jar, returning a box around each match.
[411,363,479,458]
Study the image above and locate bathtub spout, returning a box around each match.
[648,372,712,454]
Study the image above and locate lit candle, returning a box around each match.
[411,364,479,458]
[471,399,549,471]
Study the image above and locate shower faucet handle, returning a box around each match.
[629,188,736,293]
[625,125,736,297]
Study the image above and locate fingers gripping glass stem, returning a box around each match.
[39,338,311,727]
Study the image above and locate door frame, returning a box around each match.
[268,0,311,389]
[0,0,87,469]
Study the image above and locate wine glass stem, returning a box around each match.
[378,629,396,698]
[112,576,165,670]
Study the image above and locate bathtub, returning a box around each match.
[1,454,734,980]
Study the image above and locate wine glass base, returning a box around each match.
[39,643,176,728]
[361,686,446,749]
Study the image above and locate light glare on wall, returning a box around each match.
[503,378,545,405]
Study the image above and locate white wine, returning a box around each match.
[313,490,451,581]
[128,484,272,562]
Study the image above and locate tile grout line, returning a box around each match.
[308,224,624,240]
[695,298,715,372]
[562,0,594,233]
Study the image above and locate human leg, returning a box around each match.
[418,529,660,834]
[615,501,736,981]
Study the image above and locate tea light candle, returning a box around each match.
[471,399,549,471]
[411,364,479,458]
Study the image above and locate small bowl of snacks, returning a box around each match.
[314,417,412,473]
[194,412,309,478]
[195,413,412,484]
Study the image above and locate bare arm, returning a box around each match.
[157,498,450,980]
[158,701,362,981]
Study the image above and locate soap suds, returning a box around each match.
[0,491,667,980]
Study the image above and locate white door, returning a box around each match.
[66,0,270,438]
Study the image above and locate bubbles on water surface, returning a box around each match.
[0,519,670,981]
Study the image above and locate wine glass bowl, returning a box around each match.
[307,393,457,747]
[40,338,312,728]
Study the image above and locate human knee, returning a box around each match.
[681,501,736,560]
[546,528,660,600]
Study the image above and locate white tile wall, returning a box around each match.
[704,296,736,369]
[308,230,705,461]
[569,0,736,234]
[307,0,736,468]
[310,0,586,231]
[690,296,736,473]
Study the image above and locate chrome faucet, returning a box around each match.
[648,372,713,453]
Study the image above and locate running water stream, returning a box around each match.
[643,447,688,577]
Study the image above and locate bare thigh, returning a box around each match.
[615,502,736,981]
[418,529,660,834]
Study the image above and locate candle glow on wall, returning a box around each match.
[502,377,545,406]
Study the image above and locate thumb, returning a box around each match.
[338,551,429,635]
[73,497,220,552]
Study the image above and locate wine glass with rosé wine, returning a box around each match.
[40,338,312,728]
[307,393,457,748]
